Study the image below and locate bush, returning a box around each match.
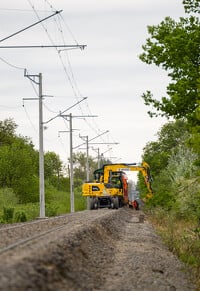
[2,207,14,223]
[0,188,18,207]
[146,207,200,289]
[0,186,86,223]
[45,203,59,217]
[75,186,87,211]
[15,211,27,222]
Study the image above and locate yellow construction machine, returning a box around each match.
[82,162,153,210]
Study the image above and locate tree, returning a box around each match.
[139,2,200,123]
[142,120,188,176]
[166,143,199,217]
[0,118,17,145]
[139,0,200,169]
[44,152,62,178]
[44,151,63,190]
[183,0,200,13]
[69,152,98,185]
[0,118,72,203]
[139,120,191,208]
[0,138,39,202]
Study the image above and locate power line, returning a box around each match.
[0,8,52,13]
[0,56,25,71]
[27,0,118,155]
[43,97,87,124]
[22,105,38,133]
[0,45,86,49]
[28,0,85,101]
[0,10,62,43]
[28,0,107,142]
[43,0,56,11]
[43,102,58,114]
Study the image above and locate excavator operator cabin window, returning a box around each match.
[92,186,99,191]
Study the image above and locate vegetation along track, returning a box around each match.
[0,207,195,290]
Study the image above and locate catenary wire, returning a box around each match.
[0,2,117,161]
[0,8,51,13]
[27,0,81,100]
[0,56,25,71]
[22,105,38,133]
[27,0,118,152]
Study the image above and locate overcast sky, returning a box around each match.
[0,0,185,165]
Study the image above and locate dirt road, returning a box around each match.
[0,208,194,290]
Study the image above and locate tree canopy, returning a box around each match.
[183,0,200,13]
[0,118,18,145]
[139,0,200,214]
[139,120,199,213]
[139,2,200,123]
[0,119,68,202]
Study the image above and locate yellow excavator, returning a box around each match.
[82,162,153,210]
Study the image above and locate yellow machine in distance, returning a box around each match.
[82,162,153,210]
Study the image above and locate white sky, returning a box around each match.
[0,0,185,166]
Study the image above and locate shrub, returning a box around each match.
[2,207,14,223]
[15,211,27,222]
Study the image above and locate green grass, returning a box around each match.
[146,207,200,289]
[0,187,87,223]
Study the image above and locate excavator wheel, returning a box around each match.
[93,198,98,209]
[89,197,94,210]
[114,197,119,209]
[110,198,115,209]
[89,197,98,210]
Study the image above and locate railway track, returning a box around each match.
[0,214,71,251]
[0,208,194,291]
[0,208,114,255]
[0,224,69,254]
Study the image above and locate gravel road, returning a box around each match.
[0,207,195,290]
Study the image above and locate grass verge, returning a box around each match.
[146,207,200,290]
[0,187,87,223]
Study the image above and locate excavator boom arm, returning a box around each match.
[102,162,153,198]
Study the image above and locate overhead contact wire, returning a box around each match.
[29,0,118,151]
[27,0,81,100]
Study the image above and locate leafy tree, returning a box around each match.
[139,2,200,123]
[183,0,200,13]
[44,152,62,179]
[0,138,39,202]
[142,120,188,176]
[139,120,191,208]
[141,141,169,178]
[0,118,17,145]
[187,106,200,167]
[49,175,70,192]
[0,118,73,204]
[139,0,200,182]
[44,152,70,192]
[69,152,98,183]
[167,144,198,182]
[44,151,63,190]
[139,2,200,280]
[166,143,199,217]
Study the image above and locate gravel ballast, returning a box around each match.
[0,208,194,290]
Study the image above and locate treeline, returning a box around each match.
[0,118,69,204]
[138,0,200,287]
[139,119,200,218]
[138,119,200,287]
[138,0,200,217]
[0,118,108,221]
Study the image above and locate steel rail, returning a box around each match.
[0,223,68,255]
